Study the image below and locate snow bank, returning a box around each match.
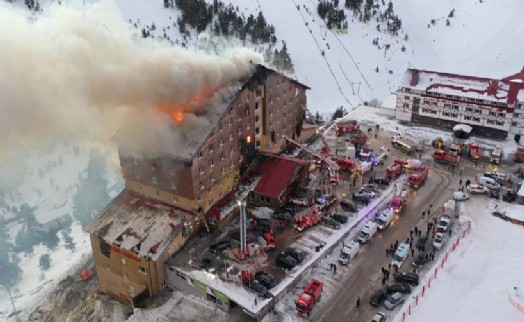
[504,205,524,222]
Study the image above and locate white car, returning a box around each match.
[453,191,470,201]
[372,312,387,322]
[466,184,489,194]
[433,232,444,249]
[289,197,308,206]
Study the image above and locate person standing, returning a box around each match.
[356,296,361,308]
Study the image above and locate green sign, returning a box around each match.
[191,279,207,292]
[212,289,229,305]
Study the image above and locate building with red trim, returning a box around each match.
[395,68,524,139]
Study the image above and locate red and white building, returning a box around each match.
[395,68,524,139]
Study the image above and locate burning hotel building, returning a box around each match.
[85,65,309,303]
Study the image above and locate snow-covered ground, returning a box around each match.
[395,197,524,322]
[0,142,123,320]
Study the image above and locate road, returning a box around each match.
[312,132,462,322]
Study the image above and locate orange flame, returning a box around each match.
[155,104,184,124]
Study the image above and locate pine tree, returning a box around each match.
[332,106,347,120]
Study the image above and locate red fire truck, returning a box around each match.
[385,161,404,180]
[468,142,481,161]
[294,206,324,232]
[408,165,429,188]
[296,279,324,317]
[432,149,460,166]
[390,189,408,213]
[336,120,359,136]
[334,157,355,172]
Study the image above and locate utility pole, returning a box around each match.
[237,200,247,256]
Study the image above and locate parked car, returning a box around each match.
[272,211,292,222]
[200,258,215,272]
[332,213,349,224]
[483,172,507,185]
[362,184,380,192]
[321,216,341,229]
[281,205,297,214]
[283,247,306,264]
[385,283,411,294]
[394,271,419,286]
[289,197,308,206]
[412,253,429,268]
[209,240,231,254]
[352,194,370,203]
[254,271,276,290]
[383,292,405,311]
[503,191,518,203]
[467,184,489,194]
[369,289,387,307]
[415,235,427,248]
[433,232,444,250]
[276,253,298,270]
[373,177,390,186]
[492,211,509,221]
[372,312,387,322]
[489,189,500,199]
[340,199,358,212]
[452,191,469,201]
[354,189,377,199]
[245,281,268,297]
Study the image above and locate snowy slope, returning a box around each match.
[399,198,524,322]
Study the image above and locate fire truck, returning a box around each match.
[385,160,404,180]
[348,131,368,150]
[390,189,408,213]
[296,279,324,317]
[408,165,429,188]
[432,149,460,166]
[334,157,355,172]
[294,206,324,232]
[336,120,359,136]
[468,142,481,160]
[514,146,524,163]
[448,143,465,156]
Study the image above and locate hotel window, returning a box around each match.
[403,103,409,108]
[464,116,472,121]
[199,166,204,174]
[444,104,451,109]
[404,95,410,100]
[423,100,430,105]
[105,264,111,270]
[138,185,142,192]
[210,159,215,167]
[219,123,223,131]
[256,140,261,148]
[200,181,205,189]
[238,128,242,136]
[169,165,175,175]
[123,271,128,278]
[255,102,259,110]
[475,109,482,114]
[432,101,438,106]
[256,127,260,135]
[134,170,139,178]
[498,112,505,117]
[512,122,518,126]
[451,113,458,118]
[219,138,224,146]
[453,105,459,111]
[489,111,496,116]
[496,121,504,126]
[173,196,178,203]
[229,119,233,126]
[255,115,260,123]
[121,258,126,265]
[152,177,158,185]
[466,107,473,113]
[220,152,224,160]
[284,101,287,107]
[473,117,480,122]
[198,151,203,158]
[138,266,147,274]
[229,146,234,155]
[443,112,450,117]
[487,119,495,124]
[229,133,233,141]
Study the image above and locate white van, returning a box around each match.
[376,208,394,230]
[443,199,456,212]
[478,176,500,190]
[391,241,410,268]
[356,221,378,244]
[338,241,360,265]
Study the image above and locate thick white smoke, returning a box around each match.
[0,1,262,185]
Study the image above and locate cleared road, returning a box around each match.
[313,164,455,322]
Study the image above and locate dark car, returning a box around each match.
[283,248,306,264]
[272,211,292,222]
[209,240,231,254]
[394,272,419,286]
[255,218,273,232]
[416,235,427,248]
[489,189,500,199]
[321,216,341,229]
[254,271,276,290]
[369,289,387,307]
[245,281,268,297]
[281,205,297,215]
[413,253,429,268]
[276,253,298,270]
[332,213,349,224]
[200,258,215,272]
[503,191,517,203]
[386,283,411,294]
[373,177,390,186]
[352,194,370,203]
[492,211,509,221]
[340,199,358,212]
[230,232,255,243]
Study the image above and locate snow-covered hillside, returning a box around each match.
[114,0,524,113]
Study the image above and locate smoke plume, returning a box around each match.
[0,1,262,184]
